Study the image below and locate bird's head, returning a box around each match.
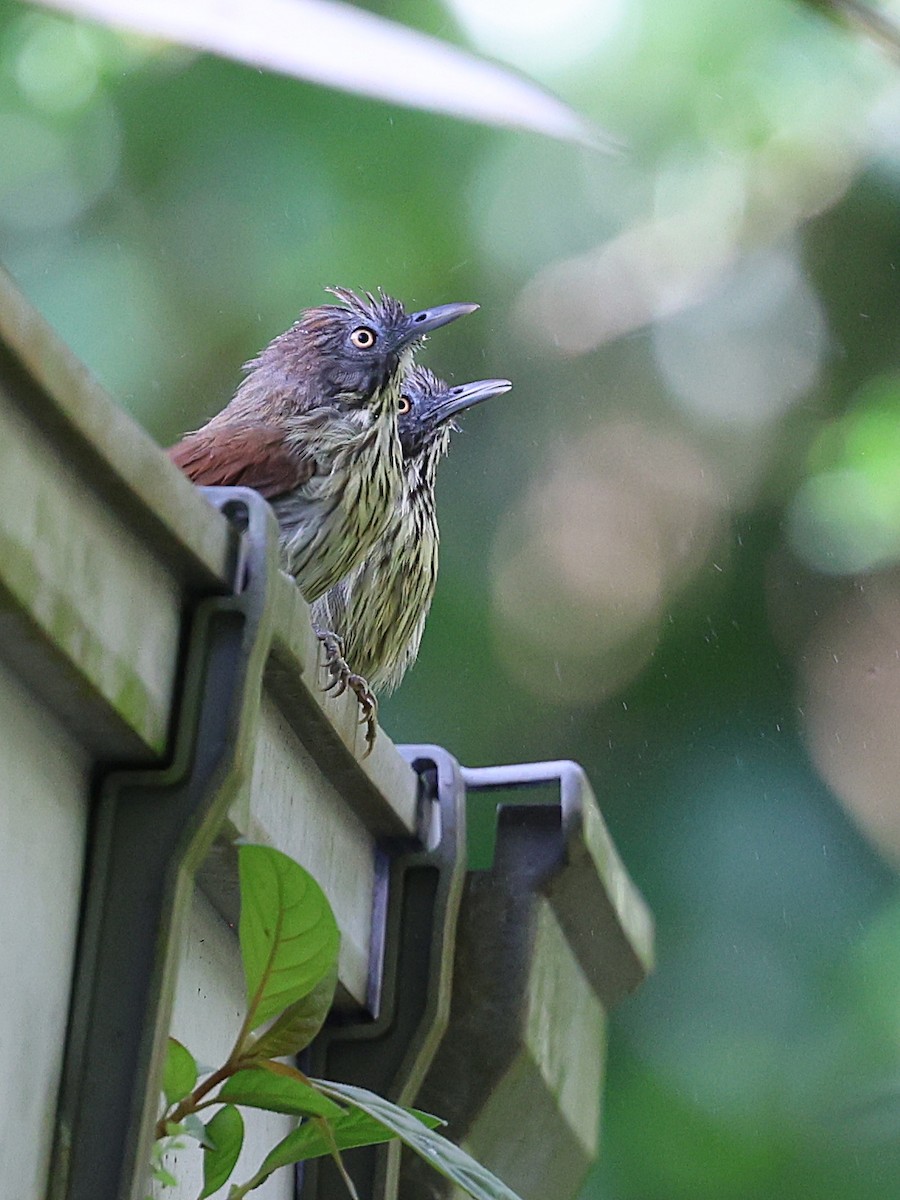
[249,289,479,418]
[398,366,513,459]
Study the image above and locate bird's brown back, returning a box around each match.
[168,422,316,499]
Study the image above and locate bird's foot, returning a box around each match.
[315,628,348,693]
[314,627,378,756]
[349,673,378,757]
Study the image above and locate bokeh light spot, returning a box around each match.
[653,246,827,427]
[788,470,900,576]
[789,378,900,576]
[800,582,900,863]
[0,94,120,232]
[514,154,748,353]
[12,13,101,114]
[491,419,728,704]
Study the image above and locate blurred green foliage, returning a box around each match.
[2,0,899,1197]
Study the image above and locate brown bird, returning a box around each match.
[311,365,511,743]
[169,288,477,606]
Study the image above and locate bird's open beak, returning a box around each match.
[426,378,513,426]
[398,301,480,346]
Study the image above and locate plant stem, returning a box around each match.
[155,1061,235,1140]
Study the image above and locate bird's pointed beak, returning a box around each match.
[426,378,513,426]
[398,301,480,346]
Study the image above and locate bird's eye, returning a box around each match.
[350,326,377,349]
[397,395,412,415]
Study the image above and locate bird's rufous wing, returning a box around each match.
[168,422,315,500]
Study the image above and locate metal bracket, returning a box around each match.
[52,487,277,1200]
[461,760,652,1007]
[300,745,467,1200]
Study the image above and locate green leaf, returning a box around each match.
[226,1102,442,1195]
[315,1081,525,1200]
[162,1037,197,1106]
[238,844,340,1032]
[219,1066,344,1119]
[150,1165,178,1189]
[248,966,337,1060]
[200,1105,244,1199]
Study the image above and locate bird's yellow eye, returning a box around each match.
[350,326,377,349]
[397,395,412,415]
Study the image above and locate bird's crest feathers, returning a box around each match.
[403,364,441,399]
[323,286,406,329]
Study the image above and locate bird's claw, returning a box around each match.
[322,668,347,697]
[315,628,348,692]
[316,628,345,663]
[315,627,378,755]
[347,673,378,757]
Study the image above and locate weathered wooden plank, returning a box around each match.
[242,694,378,1006]
[0,380,186,756]
[550,785,655,1007]
[0,659,90,1200]
[457,899,605,1200]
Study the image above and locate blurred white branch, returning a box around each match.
[32,0,618,148]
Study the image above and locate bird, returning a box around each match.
[169,288,478,603]
[310,365,512,745]
[168,290,478,754]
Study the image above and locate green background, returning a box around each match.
[2,0,899,1195]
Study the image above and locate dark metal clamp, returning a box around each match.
[300,745,467,1200]
[52,487,277,1200]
